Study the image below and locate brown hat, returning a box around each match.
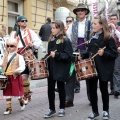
[73,3,90,15]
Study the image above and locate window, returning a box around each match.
[8,0,23,34]
[8,1,18,12]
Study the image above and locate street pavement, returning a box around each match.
[0,79,120,120]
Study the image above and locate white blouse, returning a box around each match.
[10,29,45,51]
[0,52,25,73]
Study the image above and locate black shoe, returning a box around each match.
[114,91,119,98]
[74,89,80,93]
[102,111,109,120]
[65,101,74,107]
[109,90,114,95]
[87,112,99,120]
[44,109,56,118]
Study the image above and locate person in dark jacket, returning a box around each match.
[39,18,51,41]
[87,15,118,120]
[44,20,73,118]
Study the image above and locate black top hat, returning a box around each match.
[73,3,90,15]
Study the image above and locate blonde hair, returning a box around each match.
[90,15,111,41]
[6,38,18,51]
[6,38,18,46]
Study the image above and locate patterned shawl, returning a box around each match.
[72,18,92,51]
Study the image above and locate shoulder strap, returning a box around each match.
[5,53,17,72]
[86,20,91,41]
[18,31,26,47]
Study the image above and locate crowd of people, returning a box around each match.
[0,2,120,120]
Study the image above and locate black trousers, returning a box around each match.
[89,77,109,113]
[65,70,76,101]
[86,79,91,102]
[47,77,65,111]
[74,77,80,90]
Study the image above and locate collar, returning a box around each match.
[51,35,60,41]
[89,32,103,43]
[8,52,16,55]
[95,30,103,36]
[79,18,86,24]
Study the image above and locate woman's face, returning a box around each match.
[92,19,103,33]
[51,24,60,36]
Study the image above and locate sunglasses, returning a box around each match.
[7,45,16,48]
[66,20,72,23]
[20,20,28,22]
[76,9,86,12]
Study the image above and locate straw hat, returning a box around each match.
[73,3,90,15]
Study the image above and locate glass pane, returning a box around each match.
[8,15,17,28]
[8,1,18,12]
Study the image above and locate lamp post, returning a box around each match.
[117,0,120,20]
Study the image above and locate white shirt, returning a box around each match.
[113,29,120,42]
[66,18,86,41]
[78,18,86,38]
[10,29,45,51]
[0,52,25,73]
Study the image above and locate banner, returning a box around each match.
[92,1,98,17]
[104,0,108,20]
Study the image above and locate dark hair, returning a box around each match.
[49,20,67,43]
[110,14,118,19]
[66,16,74,21]
[46,18,51,23]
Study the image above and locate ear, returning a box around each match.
[17,22,20,26]
[85,10,87,15]
[101,25,103,29]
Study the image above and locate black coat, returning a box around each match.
[47,36,73,82]
[88,32,118,81]
[39,23,51,41]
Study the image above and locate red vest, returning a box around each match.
[113,25,120,48]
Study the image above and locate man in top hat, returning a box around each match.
[66,3,92,107]
[10,15,45,104]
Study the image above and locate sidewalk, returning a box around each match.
[0,80,120,120]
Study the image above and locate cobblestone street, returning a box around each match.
[0,80,120,120]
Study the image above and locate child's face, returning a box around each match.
[51,24,60,36]
[6,44,17,53]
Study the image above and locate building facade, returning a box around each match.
[0,0,79,35]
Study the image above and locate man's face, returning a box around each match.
[66,18,73,25]
[76,9,87,19]
[109,16,118,26]
[18,19,28,28]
